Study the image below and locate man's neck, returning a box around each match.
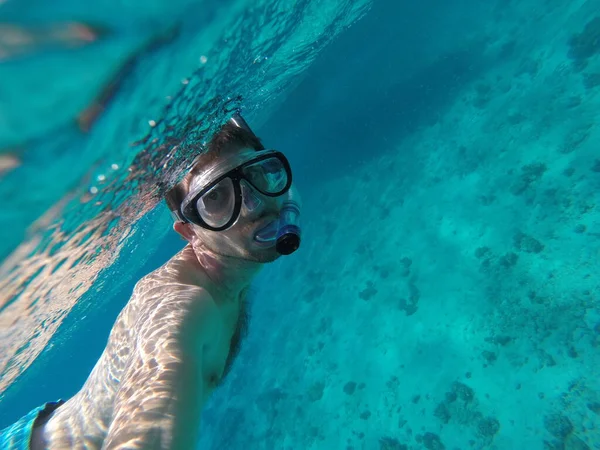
[184,244,260,304]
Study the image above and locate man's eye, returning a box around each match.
[244,166,259,177]
[206,190,221,201]
[202,184,229,205]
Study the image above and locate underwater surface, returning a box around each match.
[0,0,599,448]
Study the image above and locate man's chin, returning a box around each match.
[248,241,281,263]
[256,250,281,263]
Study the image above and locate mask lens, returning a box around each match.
[242,157,288,194]
[196,177,236,228]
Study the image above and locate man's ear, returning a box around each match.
[173,221,195,242]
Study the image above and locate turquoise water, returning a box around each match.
[1,0,599,448]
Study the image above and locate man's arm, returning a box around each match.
[102,287,219,450]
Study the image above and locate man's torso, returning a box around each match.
[37,246,247,449]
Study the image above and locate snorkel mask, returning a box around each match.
[168,113,301,255]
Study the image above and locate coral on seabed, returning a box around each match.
[568,17,600,63]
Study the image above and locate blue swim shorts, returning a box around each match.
[0,400,64,450]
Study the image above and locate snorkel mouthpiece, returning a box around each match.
[275,185,301,255]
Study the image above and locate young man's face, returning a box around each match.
[176,143,286,263]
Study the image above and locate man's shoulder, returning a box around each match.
[124,249,222,340]
[132,270,216,316]
[130,271,220,337]
[131,250,202,302]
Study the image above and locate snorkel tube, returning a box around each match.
[229,112,302,256]
[276,184,301,255]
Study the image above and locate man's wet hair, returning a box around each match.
[164,121,264,213]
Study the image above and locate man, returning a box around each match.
[0,113,301,449]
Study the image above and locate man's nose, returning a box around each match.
[241,180,263,213]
